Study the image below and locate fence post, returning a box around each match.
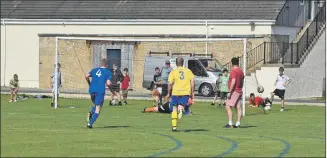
[296,42,299,64]
[282,42,285,64]
[306,30,309,47]
[263,42,266,64]
[290,43,293,64]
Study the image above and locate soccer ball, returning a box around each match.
[111,100,118,105]
[257,86,264,93]
[264,105,271,111]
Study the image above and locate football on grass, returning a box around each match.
[111,100,118,105]
[264,105,271,111]
[257,86,264,93]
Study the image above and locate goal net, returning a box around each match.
[52,37,248,115]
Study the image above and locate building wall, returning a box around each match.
[39,37,93,91]
[0,24,273,88]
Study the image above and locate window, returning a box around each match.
[188,60,207,77]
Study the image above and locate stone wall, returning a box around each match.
[40,38,269,91]
[39,37,92,91]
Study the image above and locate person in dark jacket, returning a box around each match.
[109,64,124,106]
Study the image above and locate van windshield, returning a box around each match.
[199,59,222,72]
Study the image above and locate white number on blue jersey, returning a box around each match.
[96,69,102,77]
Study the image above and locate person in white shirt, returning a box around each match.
[270,67,291,112]
[51,63,62,107]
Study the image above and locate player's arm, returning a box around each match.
[229,72,236,93]
[106,71,112,87]
[249,99,254,107]
[85,71,92,86]
[190,71,195,98]
[284,76,291,86]
[167,71,174,97]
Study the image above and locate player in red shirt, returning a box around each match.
[121,68,131,105]
[225,57,244,128]
[249,93,272,108]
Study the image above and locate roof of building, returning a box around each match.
[1,0,286,20]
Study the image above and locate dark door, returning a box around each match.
[106,49,121,70]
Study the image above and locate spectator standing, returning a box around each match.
[153,67,163,105]
[9,74,20,102]
[51,63,62,107]
[109,64,124,106]
[121,68,131,105]
[225,57,244,128]
[211,73,222,105]
[161,60,173,99]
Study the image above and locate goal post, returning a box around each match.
[54,37,247,115]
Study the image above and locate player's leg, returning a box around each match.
[115,85,122,105]
[211,94,217,105]
[142,106,159,113]
[87,93,105,128]
[270,89,278,102]
[109,87,114,105]
[235,96,242,128]
[87,93,96,122]
[13,88,18,102]
[9,88,14,102]
[225,92,240,128]
[170,96,178,131]
[280,90,286,111]
[177,96,189,119]
[123,90,128,105]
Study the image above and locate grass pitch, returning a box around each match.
[1,95,325,157]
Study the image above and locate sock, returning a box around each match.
[145,107,156,112]
[236,121,240,126]
[89,106,96,114]
[228,121,233,126]
[171,111,178,127]
[89,113,99,126]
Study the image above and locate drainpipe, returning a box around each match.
[205,20,208,55]
[3,19,7,86]
[311,0,316,20]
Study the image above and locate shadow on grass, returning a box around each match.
[239,125,257,128]
[103,125,130,128]
[180,129,210,132]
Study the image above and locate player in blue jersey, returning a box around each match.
[85,59,112,128]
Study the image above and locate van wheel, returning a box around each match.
[199,83,213,97]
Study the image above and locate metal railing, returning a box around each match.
[223,2,325,71]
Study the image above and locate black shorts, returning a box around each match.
[161,84,168,96]
[220,92,228,99]
[158,102,171,113]
[110,84,120,93]
[273,89,285,99]
[216,91,221,97]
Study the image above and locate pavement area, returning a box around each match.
[1,86,325,106]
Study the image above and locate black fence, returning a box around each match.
[223,2,325,71]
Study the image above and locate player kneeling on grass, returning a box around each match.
[9,74,20,103]
[249,93,272,112]
[86,59,112,128]
[142,97,194,115]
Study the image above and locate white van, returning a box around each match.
[143,52,224,97]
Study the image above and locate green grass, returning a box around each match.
[1,95,325,157]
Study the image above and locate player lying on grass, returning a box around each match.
[9,74,20,103]
[85,59,112,128]
[249,93,272,109]
[142,97,194,115]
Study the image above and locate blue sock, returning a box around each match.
[89,106,96,114]
[89,113,99,126]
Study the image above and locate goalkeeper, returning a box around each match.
[249,93,272,108]
[85,59,112,128]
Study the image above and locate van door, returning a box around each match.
[187,59,208,90]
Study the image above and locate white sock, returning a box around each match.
[228,121,233,125]
[236,122,240,126]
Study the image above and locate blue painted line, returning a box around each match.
[146,133,183,157]
[260,136,291,158]
[215,136,238,157]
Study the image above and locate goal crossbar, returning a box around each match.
[54,36,247,117]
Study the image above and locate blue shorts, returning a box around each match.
[171,95,189,107]
[90,92,105,106]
